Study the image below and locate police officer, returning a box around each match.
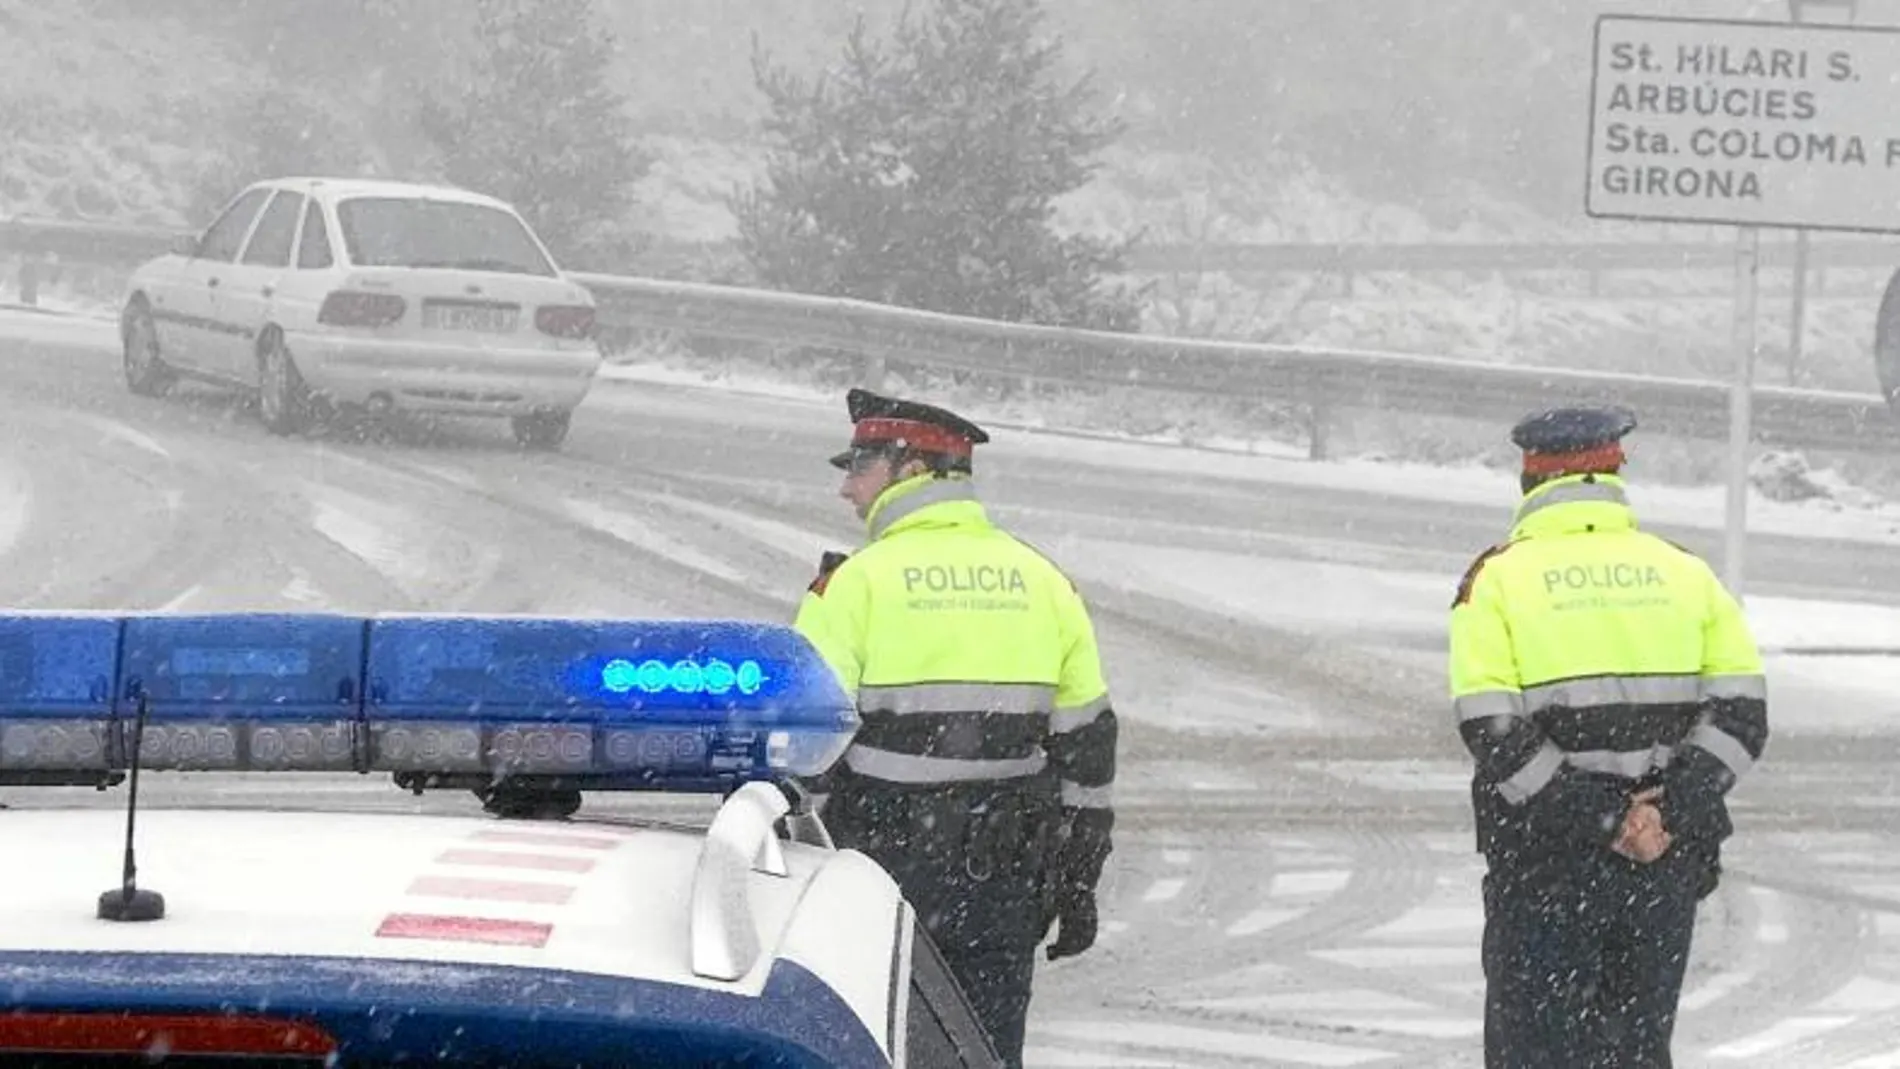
[1450,405,1768,1068]
[794,388,1118,1068]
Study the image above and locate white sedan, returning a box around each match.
[119,177,604,450]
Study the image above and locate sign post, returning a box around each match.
[1726,228,1759,597]
[1585,12,1899,600]
[1786,1,1860,385]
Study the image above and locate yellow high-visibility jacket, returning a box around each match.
[794,474,1116,814]
[1448,473,1767,865]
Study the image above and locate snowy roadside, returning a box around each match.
[2,305,1895,551]
[589,359,1900,550]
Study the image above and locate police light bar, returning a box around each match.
[0,612,858,792]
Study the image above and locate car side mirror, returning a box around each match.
[170,234,200,258]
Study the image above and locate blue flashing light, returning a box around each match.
[599,656,766,697]
[0,612,858,790]
[365,617,816,717]
[600,658,639,693]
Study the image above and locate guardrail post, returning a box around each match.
[1306,403,1330,460]
[862,352,888,392]
[17,256,39,307]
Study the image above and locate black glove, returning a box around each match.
[1045,889,1097,961]
[1054,806,1114,896]
[1043,806,1112,961]
[1658,750,1735,844]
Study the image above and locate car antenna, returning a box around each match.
[97,686,165,922]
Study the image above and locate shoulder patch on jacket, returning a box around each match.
[808,550,850,596]
[1452,542,1515,608]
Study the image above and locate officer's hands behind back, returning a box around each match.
[1610,786,1672,864]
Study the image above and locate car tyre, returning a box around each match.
[257,331,310,436]
[512,409,572,451]
[121,303,175,398]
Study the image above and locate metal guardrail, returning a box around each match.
[1130,240,1900,274]
[0,218,188,262]
[576,273,1900,454]
[0,218,184,304]
[3,217,1897,454]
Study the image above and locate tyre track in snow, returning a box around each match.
[1084,586,1446,739]
[1064,824,1900,1068]
[0,340,800,617]
[0,390,386,611]
[1679,836,1900,1066]
[1174,836,1451,1036]
[245,400,836,618]
[1678,881,1874,1064]
[1033,814,1466,1066]
[333,445,808,619]
[1096,772,1900,1068]
[0,378,504,613]
[0,381,203,608]
[1033,830,1434,1067]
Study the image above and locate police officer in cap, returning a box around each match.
[795,388,1119,1068]
[1449,404,1768,1067]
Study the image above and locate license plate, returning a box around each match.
[424,303,518,333]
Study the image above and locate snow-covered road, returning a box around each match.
[4,312,1900,1065]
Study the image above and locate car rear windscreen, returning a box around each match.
[335,197,557,276]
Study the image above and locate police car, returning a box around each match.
[0,612,1002,1067]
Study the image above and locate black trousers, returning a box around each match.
[1482,847,1706,1068]
[902,859,1043,1067]
[823,780,1056,1069]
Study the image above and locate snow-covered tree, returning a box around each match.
[735,0,1142,331]
[415,0,650,266]
[184,85,368,224]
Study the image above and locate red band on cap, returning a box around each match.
[851,418,974,457]
[1523,443,1624,476]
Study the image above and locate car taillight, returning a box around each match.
[318,291,407,327]
[535,304,596,340]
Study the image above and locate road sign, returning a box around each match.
[1587,15,1900,234]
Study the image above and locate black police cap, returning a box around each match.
[829,388,990,470]
[844,388,990,441]
[1509,404,1639,455]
